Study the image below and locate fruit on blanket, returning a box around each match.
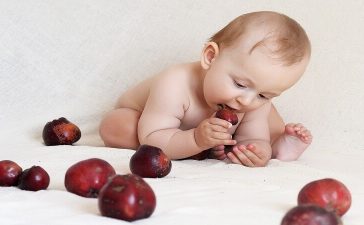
[216,108,238,125]
[42,117,81,146]
[18,166,50,191]
[0,160,23,186]
[130,145,172,178]
[98,174,156,221]
[65,158,116,198]
[298,178,351,216]
[281,205,342,225]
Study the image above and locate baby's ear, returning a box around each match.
[201,42,219,69]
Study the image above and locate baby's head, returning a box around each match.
[209,11,311,66]
[201,11,311,112]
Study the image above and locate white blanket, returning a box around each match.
[1,1,363,225]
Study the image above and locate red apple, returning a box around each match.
[130,145,172,178]
[298,178,351,216]
[0,160,23,186]
[64,158,116,198]
[98,174,156,221]
[42,117,81,146]
[17,166,50,191]
[281,205,342,225]
[216,108,238,125]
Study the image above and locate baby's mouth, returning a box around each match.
[218,104,236,111]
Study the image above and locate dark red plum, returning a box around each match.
[98,174,156,221]
[298,178,351,216]
[65,158,116,198]
[216,108,238,125]
[281,205,342,225]
[42,117,81,145]
[130,145,172,178]
[17,166,50,191]
[0,160,23,186]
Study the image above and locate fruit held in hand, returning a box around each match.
[216,108,238,125]
[0,160,23,186]
[130,145,172,178]
[298,178,351,216]
[42,117,81,145]
[281,205,342,225]
[65,158,116,198]
[98,174,156,221]
[18,166,50,191]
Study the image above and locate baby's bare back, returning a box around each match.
[115,62,231,131]
[116,76,154,111]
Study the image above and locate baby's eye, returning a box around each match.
[258,94,268,99]
[234,81,246,88]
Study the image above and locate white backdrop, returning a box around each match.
[1,0,363,152]
[1,1,364,225]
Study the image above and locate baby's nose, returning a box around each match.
[237,94,254,106]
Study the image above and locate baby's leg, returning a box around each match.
[268,105,313,161]
[99,108,141,149]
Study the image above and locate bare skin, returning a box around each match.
[99,14,312,167]
[99,62,312,167]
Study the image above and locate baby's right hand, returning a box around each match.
[194,118,237,150]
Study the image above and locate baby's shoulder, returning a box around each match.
[148,64,200,110]
[157,62,197,80]
[152,62,199,90]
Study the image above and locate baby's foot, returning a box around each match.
[285,123,313,144]
[272,123,313,161]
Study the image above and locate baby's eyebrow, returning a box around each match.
[236,76,254,86]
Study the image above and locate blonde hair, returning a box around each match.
[209,11,311,66]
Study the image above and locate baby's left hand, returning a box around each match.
[209,145,227,160]
[226,143,270,167]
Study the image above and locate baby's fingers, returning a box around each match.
[241,145,262,165]
[246,144,265,158]
[211,124,230,133]
[227,146,254,167]
[212,131,232,140]
[211,132,236,146]
[209,118,232,129]
[245,144,269,166]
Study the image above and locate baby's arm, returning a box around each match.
[138,74,235,159]
[228,102,272,167]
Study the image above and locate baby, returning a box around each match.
[99,11,313,167]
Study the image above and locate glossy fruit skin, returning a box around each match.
[17,166,50,191]
[130,145,172,178]
[64,158,116,198]
[281,204,342,225]
[42,117,81,146]
[0,160,23,186]
[298,178,351,216]
[215,109,238,125]
[98,174,156,221]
